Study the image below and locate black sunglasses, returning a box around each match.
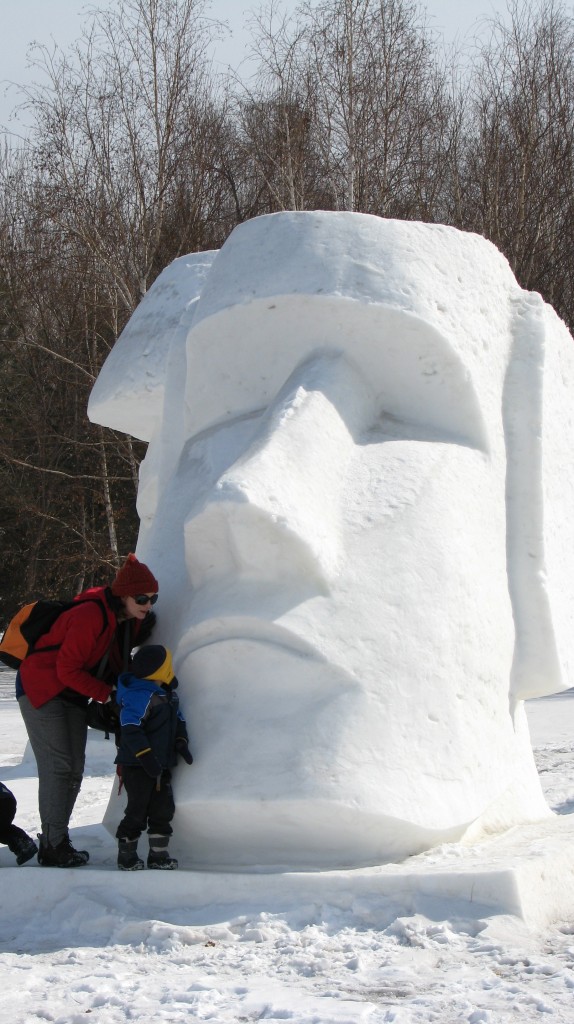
[133,594,158,606]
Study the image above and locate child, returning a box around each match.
[114,645,193,871]
[0,781,38,865]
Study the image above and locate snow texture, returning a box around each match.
[1,670,574,1024]
[88,212,574,870]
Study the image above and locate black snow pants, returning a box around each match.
[115,767,175,840]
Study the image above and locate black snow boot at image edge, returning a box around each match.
[8,830,38,865]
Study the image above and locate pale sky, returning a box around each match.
[1,0,512,128]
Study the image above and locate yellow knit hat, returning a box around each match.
[131,645,175,686]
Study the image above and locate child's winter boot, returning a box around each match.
[147,834,178,870]
[117,838,144,871]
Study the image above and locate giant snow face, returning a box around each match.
[89,212,574,870]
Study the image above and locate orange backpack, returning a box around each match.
[0,598,105,669]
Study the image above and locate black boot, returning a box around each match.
[64,831,89,863]
[147,833,178,870]
[118,838,144,871]
[7,829,38,865]
[37,833,89,868]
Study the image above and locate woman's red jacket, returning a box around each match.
[19,586,119,709]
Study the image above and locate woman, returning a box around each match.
[16,553,159,868]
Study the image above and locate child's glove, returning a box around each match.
[107,689,120,718]
[176,737,193,765]
[138,750,163,779]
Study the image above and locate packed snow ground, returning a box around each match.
[1,667,574,1023]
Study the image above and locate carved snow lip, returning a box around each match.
[179,617,325,663]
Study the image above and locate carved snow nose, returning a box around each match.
[184,354,375,591]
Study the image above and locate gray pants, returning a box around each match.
[18,693,88,847]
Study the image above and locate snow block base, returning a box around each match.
[2,817,574,932]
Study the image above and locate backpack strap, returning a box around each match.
[75,598,108,634]
[94,644,112,680]
[122,619,132,671]
[25,596,109,661]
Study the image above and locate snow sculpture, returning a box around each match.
[88,212,574,870]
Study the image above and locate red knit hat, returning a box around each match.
[111,553,159,597]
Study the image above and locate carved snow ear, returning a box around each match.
[504,294,574,699]
[88,251,217,442]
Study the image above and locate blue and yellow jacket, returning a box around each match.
[114,673,188,770]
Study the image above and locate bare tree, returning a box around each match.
[0,0,234,611]
[0,149,141,606]
[233,3,321,212]
[297,0,454,215]
[4,0,574,615]
[458,0,574,323]
[19,0,223,311]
